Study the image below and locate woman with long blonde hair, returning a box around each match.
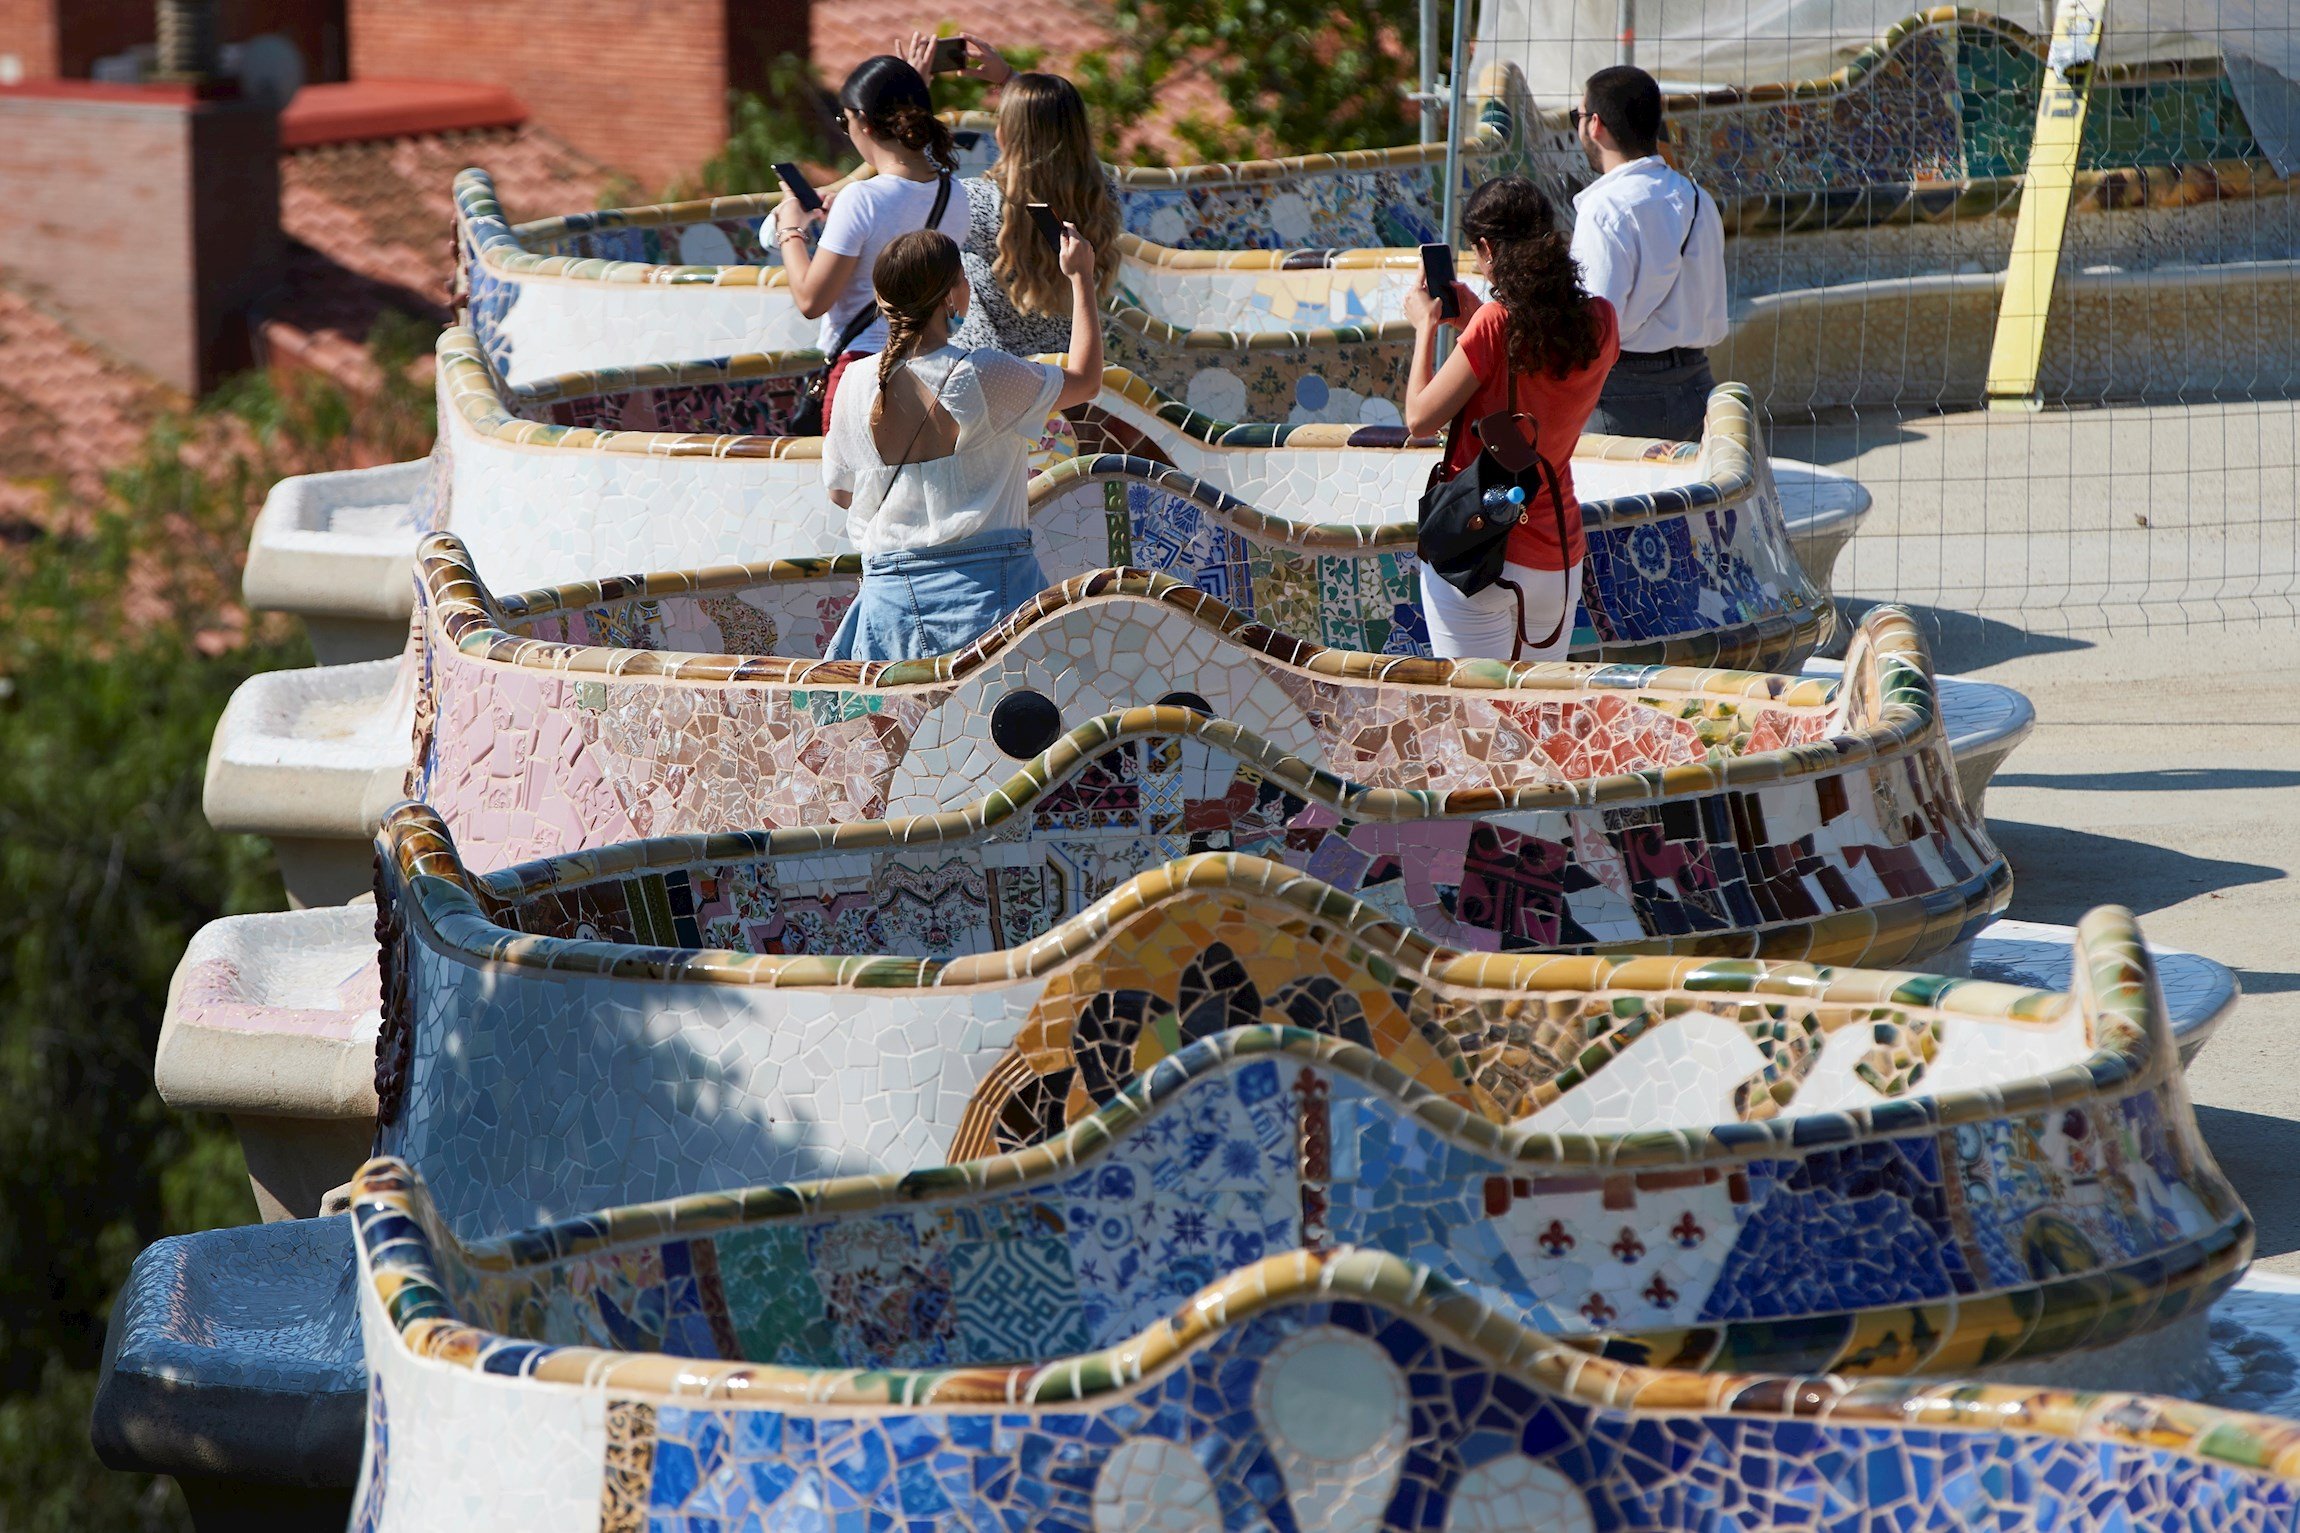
[819,225,1106,661]
[900,35,1122,355]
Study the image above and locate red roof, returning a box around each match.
[279,79,528,151]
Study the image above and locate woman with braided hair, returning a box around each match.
[820,225,1106,661]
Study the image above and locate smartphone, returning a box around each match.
[773,162,822,213]
[928,35,969,74]
[1025,203,1066,255]
[1420,242,1459,319]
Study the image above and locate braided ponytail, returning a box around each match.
[868,230,966,429]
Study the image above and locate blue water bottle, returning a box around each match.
[1480,484,1527,527]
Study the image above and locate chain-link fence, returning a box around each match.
[1463,0,2299,637]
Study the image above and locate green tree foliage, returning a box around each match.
[921,35,1047,117]
[0,316,436,1528]
[682,53,857,200]
[1073,0,1440,162]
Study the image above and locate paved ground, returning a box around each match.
[1785,398,2300,1271]
[1780,397,2300,633]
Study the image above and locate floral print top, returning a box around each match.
[952,176,1119,359]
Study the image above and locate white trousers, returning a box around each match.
[1418,558,1583,662]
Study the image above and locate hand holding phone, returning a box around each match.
[928,35,969,74]
[1419,242,1459,320]
[1025,203,1066,255]
[773,162,822,214]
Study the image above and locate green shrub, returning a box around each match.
[683,53,854,201]
[0,357,413,1525]
[1073,0,1437,163]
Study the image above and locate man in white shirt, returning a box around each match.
[1568,66,1728,441]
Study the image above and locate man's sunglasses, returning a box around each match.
[1569,107,1587,130]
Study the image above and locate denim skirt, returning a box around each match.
[826,529,1047,662]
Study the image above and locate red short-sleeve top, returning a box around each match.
[1441,296,1619,571]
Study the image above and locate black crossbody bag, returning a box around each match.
[1417,347,1571,624]
[789,171,954,437]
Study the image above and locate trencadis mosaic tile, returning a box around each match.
[342,907,2266,1530]
[411,551,1960,893]
[430,322,1840,647]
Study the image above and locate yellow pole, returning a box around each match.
[1984,0,2105,410]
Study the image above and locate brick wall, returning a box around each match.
[50,0,145,75]
[228,0,351,82]
[1,1,347,83]
[0,83,281,392]
[0,0,59,78]
[350,0,805,189]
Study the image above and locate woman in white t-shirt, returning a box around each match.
[822,225,1106,661]
[771,56,971,429]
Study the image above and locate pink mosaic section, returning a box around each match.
[422,664,640,865]
[420,647,961,868]
[171,953,381,1044]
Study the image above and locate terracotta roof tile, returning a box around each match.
[282,124,613,309]
[811,0,1120,81]
[0,284,180,527]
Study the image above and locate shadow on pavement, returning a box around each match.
[1764,411,1933,466]
[1823,599,2092,671]
[2196,1106,2300,1261]
[1994,768,2300,793]
[2229,968,2300,996]
[1992,819,2285,922]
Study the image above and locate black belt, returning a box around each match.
[1617,346,1708,365]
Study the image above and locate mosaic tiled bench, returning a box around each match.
[420,326,1858,598]
[339,1201,2287,1532]
[455,66,1549,385]
[466,171,1426,423]
[215,550,1905,913]
[216,365,1870,903]
[106,904,2252,1501]
[238,326,1867,655]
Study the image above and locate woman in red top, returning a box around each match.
[1404,176,1620,661]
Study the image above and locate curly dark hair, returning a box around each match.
[1459,176,1604,380]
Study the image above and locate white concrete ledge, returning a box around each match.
[157,904,381,1221]
[202,656,413,907]
[242,461,425,665]
[1805,659,2035,813]
[1774,460,1871,601]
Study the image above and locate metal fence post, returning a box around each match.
[1435,0,1472,364]
[1420,0,1440,143]
[1438,0,1471,246]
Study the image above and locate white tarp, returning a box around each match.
[1478,0,2300,105]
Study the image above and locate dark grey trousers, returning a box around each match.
[1589,350,1716,442]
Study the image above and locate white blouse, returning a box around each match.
[822,345,1064,556]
